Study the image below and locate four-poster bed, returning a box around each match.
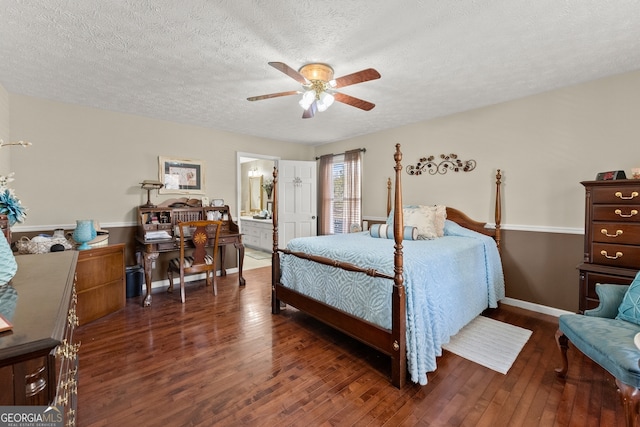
[271,144,504,388]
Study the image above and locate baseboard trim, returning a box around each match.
[501,297,573,317]
[148,268,239,290]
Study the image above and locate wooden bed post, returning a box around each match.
[392,143,407,388]
[386,177,392,217]
[271,166,281,314]
[494,169,502,251]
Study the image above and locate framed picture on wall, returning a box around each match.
[158,156,205,194]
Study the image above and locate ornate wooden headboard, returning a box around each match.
[380,170,502,249]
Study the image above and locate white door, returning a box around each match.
[277,160,317,247]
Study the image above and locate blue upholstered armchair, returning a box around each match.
[556,280,640,427]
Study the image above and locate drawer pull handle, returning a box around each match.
[601,228,623,237]
[614,209,638,218]
[25,365,47,397]
[615,191,639,200]
[600,250,623,260]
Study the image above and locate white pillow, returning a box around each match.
[403,205,447,239]
[404,206,438,240]
[430,205,447,237]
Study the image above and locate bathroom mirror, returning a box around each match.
[249,176,263,212]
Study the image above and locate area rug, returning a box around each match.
[245,248,271,260]
[442,316,532,374]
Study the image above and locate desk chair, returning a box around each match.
[167,220,222,303]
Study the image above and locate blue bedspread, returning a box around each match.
[280,220,505,385]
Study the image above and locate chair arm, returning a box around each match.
[584,283,629,318]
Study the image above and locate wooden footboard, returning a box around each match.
[271,144,502,388]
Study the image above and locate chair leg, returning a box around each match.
[555,329,569,378]
[212,269,217,296]
[180,271,185,303]
[167,270,174,293]
[616,379,640,427]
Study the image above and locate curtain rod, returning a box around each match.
[315,148,366,160]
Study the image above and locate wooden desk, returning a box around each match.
[135,204,245,306]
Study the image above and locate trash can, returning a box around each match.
[125,265,144,298]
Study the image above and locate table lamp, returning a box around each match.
[140,180,164,207]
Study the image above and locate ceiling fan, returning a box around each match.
[247,62,381,119]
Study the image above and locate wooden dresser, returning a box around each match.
[0,251,79,425]
[578,180,640,312]
[76,244,125,326]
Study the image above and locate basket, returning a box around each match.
[16,235,74,254]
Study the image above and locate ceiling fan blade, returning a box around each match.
[333,92,376,111]
[332,68,381,88]
[247,90,300,101]
[268,62,309,85]
[302,101,317,119]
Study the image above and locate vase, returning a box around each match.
[73,219,96,250]
[0,233,16,286]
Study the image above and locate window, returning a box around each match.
[319,150,362,235]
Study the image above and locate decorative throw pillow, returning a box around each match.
[404,206,438,240]
[423,205,446,237]
[369,223,418,240]
[386,204,447,239]
[616,272,640,325]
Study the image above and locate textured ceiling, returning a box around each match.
[1,1,639,145]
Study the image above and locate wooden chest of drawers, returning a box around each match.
[76,244,125,325]
[579,180,640,312]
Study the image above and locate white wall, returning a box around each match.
[0,85,10,174]
[6,69,640,232]
[8,95,313,229]
[315,70,640,231]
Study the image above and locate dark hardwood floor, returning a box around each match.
[76,267,628,426]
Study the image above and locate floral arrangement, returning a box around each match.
[261,178,273,193]
[0,172,27,226]
[0,139,30,226]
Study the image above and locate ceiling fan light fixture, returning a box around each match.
[248,61,380,118]
[298,63,334,81]
[299,90,316,110]
[316,91,335,112]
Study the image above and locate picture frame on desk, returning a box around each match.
[159,156,205,194]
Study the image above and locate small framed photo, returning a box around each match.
[266,201,273,213]
[201,197,210,207]
[159,156,205,194]
[596,170,627,181]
